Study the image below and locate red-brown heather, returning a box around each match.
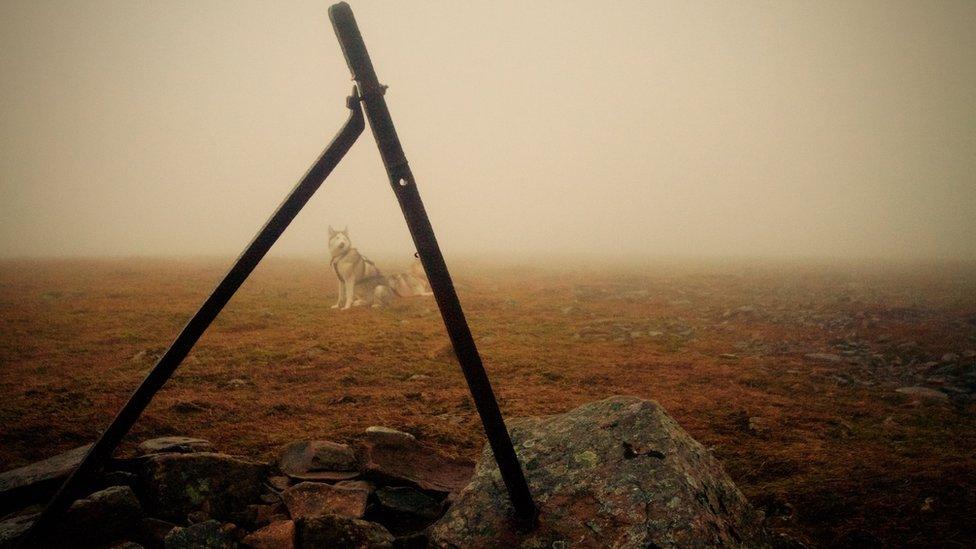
[1,257,974,546]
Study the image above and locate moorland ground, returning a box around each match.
[1,257,974,546]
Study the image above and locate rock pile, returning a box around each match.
[0,429,472,548]
[1,397,769,548]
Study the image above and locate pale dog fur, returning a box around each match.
[328,226,431,310]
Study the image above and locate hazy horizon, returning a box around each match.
[2,1,974,261]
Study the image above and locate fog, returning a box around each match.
[1,1,974,261]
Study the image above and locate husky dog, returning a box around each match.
[328,226,395,309]
[387,257,433,297]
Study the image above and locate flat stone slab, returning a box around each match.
[278,441,359,482]
[137,436,214,455]
[430,396,770,548]
[0,444,91,514]
[357,432,473,495]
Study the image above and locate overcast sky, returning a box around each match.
[1,1,973,260]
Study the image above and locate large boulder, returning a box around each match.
[141,453,266,523]
[0,444,91,514]
[430,396,769,548]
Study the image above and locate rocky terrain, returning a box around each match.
[2,399,772,548]
[0,257,974,545]
[1,428,469,548]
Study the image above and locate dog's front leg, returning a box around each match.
[342,276,356,310]
[332,280,344,309]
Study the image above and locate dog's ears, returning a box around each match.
[328,225,336,237]
[342,226,348,235]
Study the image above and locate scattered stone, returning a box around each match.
[895,386,949,401]
[829,375,851,385]
[747,416,769,434]
[430,396,769,547]
[0,443,91,514]
[297,515,393,549]
[138,436,215,456]
[719,353,740,360]
[141,453,266,523]
[242,520,295,549]
[434,413,464,425]
[366,486,442,535]
[358,431,473,495]
[171,400,208,414]
[278,441,359,482]
[226,378,249,389]
[364,427,416,443]
[281,482,368,520]
[920,497,935,513]
[163,520,232,549]
[805,353,843,363]
[941,353,959,363]
[406,374,429,381]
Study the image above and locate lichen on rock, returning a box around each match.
[429,396,770,548]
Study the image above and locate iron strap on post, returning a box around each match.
[329,2,538,525]
[19,92,365,547]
